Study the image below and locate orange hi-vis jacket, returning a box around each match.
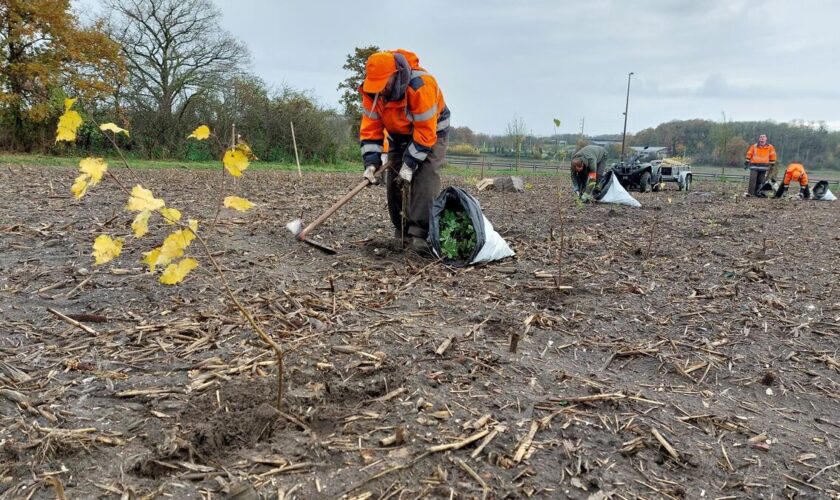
[782,163,809,187]
[360,49,450,169]
[745,143,777,165]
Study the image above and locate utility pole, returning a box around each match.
[620,72,634,160]
[579,117,585,136]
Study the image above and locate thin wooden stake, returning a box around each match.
[290,121,302,178]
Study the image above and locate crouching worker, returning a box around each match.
[774,162,810,199]
[359,49,450,254]
[570,145,608,202]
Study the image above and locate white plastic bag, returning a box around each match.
[470,214,514,264]
[813,180,837,201]
[595,171,641,208]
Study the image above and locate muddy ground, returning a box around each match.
[1,165,839,499]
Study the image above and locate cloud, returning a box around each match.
[73,0,840,135]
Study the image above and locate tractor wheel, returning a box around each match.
[639,172,652,193]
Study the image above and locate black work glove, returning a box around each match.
[743,160,750,169]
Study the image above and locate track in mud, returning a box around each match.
[1,165,839,499]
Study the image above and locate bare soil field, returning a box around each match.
[1,165,839,499]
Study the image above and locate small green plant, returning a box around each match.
[439,208,476,261]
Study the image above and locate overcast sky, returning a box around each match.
[79,0,840,136]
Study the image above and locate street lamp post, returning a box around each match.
[620,71,634,160]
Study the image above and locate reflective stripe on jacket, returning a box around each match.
[746,143,777,164]
[359,50,449,168]
[783,163,809,187]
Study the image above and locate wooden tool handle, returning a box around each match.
[298,164,389,240]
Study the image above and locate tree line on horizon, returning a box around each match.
[2,5,837,170]
[448,118,840,170]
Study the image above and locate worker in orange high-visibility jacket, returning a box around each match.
[744,134,776,196]
[359,49,450,254]
[745,134,777,167]
[774,162,811,199]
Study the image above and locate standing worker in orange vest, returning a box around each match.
[744,134,777,196]
[773,162,811,199]
[359,49,450,254]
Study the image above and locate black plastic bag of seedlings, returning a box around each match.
[428,187,514,266]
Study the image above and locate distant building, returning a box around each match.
[630,146,668,159]
[591,139,621,147]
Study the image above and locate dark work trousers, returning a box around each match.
[747,165,769,196]
[385,136,448,239]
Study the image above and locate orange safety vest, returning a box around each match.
[746,143,777,165]
[359,49,450,168]
[783,163,809,187]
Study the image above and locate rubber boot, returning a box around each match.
[800,186,811,199]
[773,185,788,199]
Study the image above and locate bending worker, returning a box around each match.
[774,162,810,199]
[359,49,450,253]
[744,134,776,196]
[570,144,608,202]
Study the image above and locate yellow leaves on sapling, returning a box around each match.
[188,125,210,140]
[71,174,90,199]
[71,157,108,200]
[223,142,258,177]
[56,98,83,142]
[100,123,129,136]
[143,220,198,271]
[79,157,107,183]
[223,148,249,177]
[92,235,123,265]
[223,196,253,212]
[159,258,199,285]
[143,247,162,272]
[126,185,165,212]
[132,210,151,237]
[158,207,181,224]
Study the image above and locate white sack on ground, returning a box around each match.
[595,171,641,208]
[813,181,837,201]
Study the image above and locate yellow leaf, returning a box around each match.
[55,109,82,143]
[223,196,254,212]
[126,185,165,212]
[64,98,77,111]
[188,125,210,140]
[132,210,152,237]
[235,142,258,160]
[223,149,249,177]
[188,219,198,233]
[100,123,129,136]
[160,258,199,285]
[158,228,197,266]
[143,247,162,272]
[92,235,123,265]
[71,174,90,199]
[79,157,108,184]
[158,207,181,224]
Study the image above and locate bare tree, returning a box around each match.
[105,0,249,156]
[506,115,527,170]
